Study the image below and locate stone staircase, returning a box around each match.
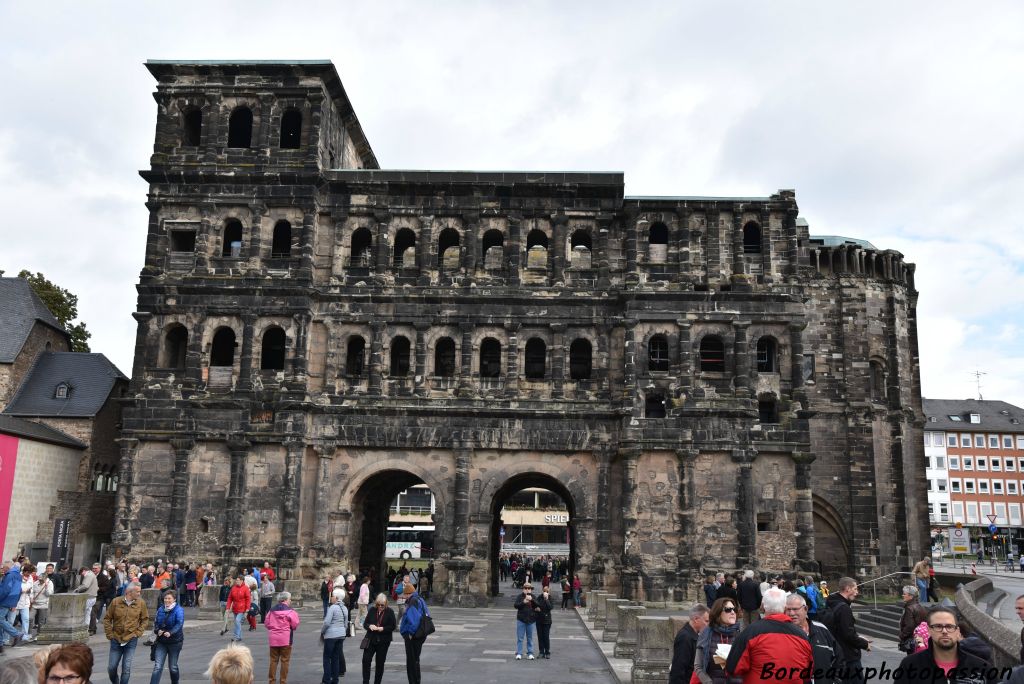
[851,603,902,642]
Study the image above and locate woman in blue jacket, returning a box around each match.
[399,591,430,684]
[149,590,184,684]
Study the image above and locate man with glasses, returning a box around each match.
[892,606,995,683]
[785,593,840,683]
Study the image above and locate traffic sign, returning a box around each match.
[987,514,998,524]
[989,524,998,533]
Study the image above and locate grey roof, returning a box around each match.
[0,415,86,449]
[4,352,128,418]
[922,398,1024,433]
[808,235,879,250]
[0,278,69,363]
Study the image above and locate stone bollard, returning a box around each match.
[199,584,222,615]
[631,616,674,684]
[142,588,162,617]
[588,591,610,621]
[603,598,632,642]
[37,593,89,644]
[613,604,648,658]
[594,592,614,629]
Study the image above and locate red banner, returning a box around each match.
[0,434,19,559]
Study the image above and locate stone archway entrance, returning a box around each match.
[813,494,851,576]
[487,472,578,596]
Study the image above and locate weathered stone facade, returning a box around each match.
[116,61,927,605]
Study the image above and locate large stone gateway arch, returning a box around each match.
[114,61,929,604]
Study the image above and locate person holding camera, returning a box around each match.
[535,585,554,658]
[513,582,538,660]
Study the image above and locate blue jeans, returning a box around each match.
[322,637,345,684]
[108,637,138,684]
[0,611,21,645]
[150,639,182,684]
[233,611,245,640]
[916,578,928,601]
[12,607,29,636]
[515,619,534,656]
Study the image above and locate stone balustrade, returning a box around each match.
[36,593,90,644]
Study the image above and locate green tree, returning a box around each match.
[4,269,92,352]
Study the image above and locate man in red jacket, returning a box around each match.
[726,587,813,683]
[226,575,252,642]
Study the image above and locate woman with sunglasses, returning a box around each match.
[694,597,743,684]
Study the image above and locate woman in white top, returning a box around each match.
[14,566,35,641]
[29,570,54,635]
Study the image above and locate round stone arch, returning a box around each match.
[334,456,452,579]
[812,493,851,576]
[474,462,591,596]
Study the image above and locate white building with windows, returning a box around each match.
[924,428,950,525]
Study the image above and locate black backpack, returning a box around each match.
[816,600,837,634]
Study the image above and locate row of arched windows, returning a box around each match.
[644,335,778,373]
[181,106,302,150]
[217,219,293,258]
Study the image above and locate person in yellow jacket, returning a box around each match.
[103,582,150,684]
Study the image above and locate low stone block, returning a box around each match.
[588,590,610,620]
[613,605,647,659]
[603,598,632,642]
[595,592,615,629]
[142,588,162,616]
[199,584,222,614]
[631,616,674,684]
[36,593,89,644]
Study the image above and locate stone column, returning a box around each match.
[414,323,429,397]
[705,206,720,285]
[551,215,568,283]
[417,216,433,286]
[760,206,772,280]
[141,202,165,277]
[676,448,699,597]
[733,448,757,568]
[614,604,647,659]
[676,207,692,281]
[247,202,265,264]
[551,323,565,398]
[463,215,479,284]
[632,616,674,684]
[130,312,153,382]
[507,216,521,286]
[373,213,390,274]
[784,205,799,280]
[733,320,751,397]
[588,445,613,590]
[279,437,304,563]
[291,313,310,383]
[222,437,251,559]
[793,452,817,570]
[676,320,693,402]
[167,438,195,556]
[368,322,384,396]
[731,209,745,278]
[596,215,612,288]
[457,322,474,398]
[299,208,316,279]
[112,438,139,551]
[452,449,471,556]
[621,447,640,596]
[504,321,520,399]
[602,598,632,641]
[237,314,256,391]
[312,443,337,555]
[790,322,808,409]
[623,320,638,414]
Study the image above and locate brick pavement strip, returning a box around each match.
[3,592,616,683]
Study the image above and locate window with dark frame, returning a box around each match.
[699,336,725,372]
[210,328,236,367]
[346,336,366,377]
[279,109,302,149]
[183,108,202,147]
[743,221,762,254]
[434,337,456,377]
[222,220,243,257]
[390,336,411,376]
[569,338,592,380]
[524,338,546,379]
[227,106,253,148]
[271,220,292,258]
[648,335,669,372]
[480,338,501,378]
[756,337,777,373]
[260,327,286,370]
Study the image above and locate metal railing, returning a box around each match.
[857,571,915,609]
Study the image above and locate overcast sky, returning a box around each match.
[2,1,1022,407]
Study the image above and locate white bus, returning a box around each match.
[385,526,435,559]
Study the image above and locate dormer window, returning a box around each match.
[969,413,981,424]
[55,383,70,399]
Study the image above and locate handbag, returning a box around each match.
[359,635,370,649]
[414,613,435,639]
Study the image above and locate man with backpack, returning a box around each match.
[399,590,432,684]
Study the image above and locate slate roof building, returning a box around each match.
[117,60,928,604]
[0,278,128,563]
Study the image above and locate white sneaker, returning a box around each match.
[528,654,536,660]
[515,654,522,660]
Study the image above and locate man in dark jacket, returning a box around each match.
[513,582,538,660]
[893,607,997,684]
[738,570,762,626]
[726,587,812,683]
[898,585,929,653]
[669,604,709,684]
[785,593,840,684]
[824,577,870,684]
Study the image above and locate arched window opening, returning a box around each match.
[227,106,253,148]
[569,230,592,251]
[699,336,725,372]
[645,392,667,418]
[756,337,778,373]
[524,338,546,379]
[351,227,373,266]
[279,109,302,149]
[569,230,592,268]
[438,228,461,269]
[199,518,210,533]
[758,397,779,423]
[183,108,202,147]
[55,383,70,400]
[480,338,501,378]
[210,328,236,367]
[393,228,417,268]
[271,220,292,257]
[346,336,365,377]
[869,360,886,401]
[260,327,286,371]
[481,229,504,253]
[649,222,669,245]
[482,229,504,269]
[161,325,188,369]
[222,219,243,258]
[526,229,548,249]
[434,337,456,377]
[743,221,762,254]
[648,335,669,372]
[390,336,411,377]
[569,338,592,380]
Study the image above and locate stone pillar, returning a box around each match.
[414,323,428,397]
[247,202,265,265]
[588,590,612,621]
[279,437,304,563]
[551,323,565,398]
[507,216,521,286]
[130,312,153,380]
[594,592,613,629]
[760,206,772,280]
[112,438,139,550]
[596,215,612,288]
[312,443,337,555]
[452,449,471,556]
[504,322,520,399]
[199,584,222,615]
[733,448,757,568]
[624,213,639,286]
[292,313,310,383]
[142,588,161,616]
[36,593,89,644]
[623,320,638,414]
[457,322,474,398]
[793,452,817,570]
[705,207,720,285]
[613,604,647,658]
[141,201,165,277]
[595,446,613,550]
[551,215,567,283]
[417,216,433,286]
[789,322,808,409]
[167,438,195,556]
[222,437,251,559]
[731,209,745,278]
[237,314,256,391]
[676,448,699,599]
[298,209,316,280]
[463,216,479,284]
[676,207,692,281]
[784,205,799,280]
[368,322,384,396]
[631,616,674,684]
[602,598,632,641]
[676,321,693,403]
[373,213,390,274]
[186,320,205,387]
[733,320,751,397]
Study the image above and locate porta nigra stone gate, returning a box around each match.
[115,60,929,606]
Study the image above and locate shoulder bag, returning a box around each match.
[413,600,435,639]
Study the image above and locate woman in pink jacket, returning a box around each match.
[264,591,300,684]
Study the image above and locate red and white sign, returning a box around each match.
[0,435,20,558]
